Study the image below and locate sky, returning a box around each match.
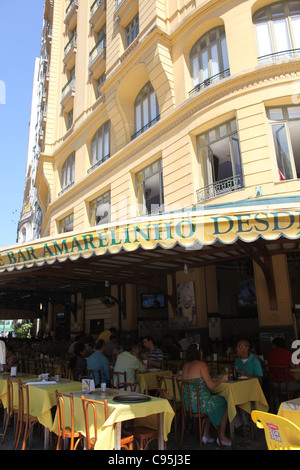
[0,0,45,249]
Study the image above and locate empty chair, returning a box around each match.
[1,379,18,445]
[55,391,84,450]
[14,381,40,450]
[251,410,300,450]
[81,396,134,450]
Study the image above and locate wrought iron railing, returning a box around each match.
[64,34,77,59]
[65,0,78,17]
[61,76,75,102]
[189,68,230,96]
[87,154,110,174]
[258,48,300,65]
[197,174,244,202]
[131,115,161,140]
[90,0,105,19]
[58,182,74,198]
[89,37,106,66]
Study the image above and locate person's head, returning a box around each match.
[142,336,155,352]
[236,339,250,359]
[272,337,286,349]
[185,343,202,362]
[74,342,86,357]
[95,339,105,351]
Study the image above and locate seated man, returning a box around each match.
[142,336,164,369]
[87,339,111,387]
[235,338,263,384]
[113,340,146,388]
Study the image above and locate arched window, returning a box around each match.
[133,82,160,139]
[253,1,300,63]
[61,152,75,191]
[89,121,110,172]
[189,26,230,95]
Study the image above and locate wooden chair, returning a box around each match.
[87,369,102,386]
[157,374,181,443]
[268,365,300,412]
[123,386,169,450]
[14,381,40,450]
[81,396,134,450]
[1,379,18,445]
[55,391,84,450]
[176,378,223,450]
[112,371,127,388]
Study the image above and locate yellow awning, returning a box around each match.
[1,198,300,273]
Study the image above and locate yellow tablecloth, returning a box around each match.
[278,397,300,427]
[52,388,174,450]
[26,379,82,430]
[212,378,269,422]
[0,373,38,409]
[136,370,173,393]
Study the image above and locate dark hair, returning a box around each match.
[95,339,105,350]
[185,343,201,362]
[74,342,85,356]
[272,337,286,349]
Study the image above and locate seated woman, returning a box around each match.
[181,343,231,446]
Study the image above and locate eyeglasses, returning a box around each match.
[237,345,249,349]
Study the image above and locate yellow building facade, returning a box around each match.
[5,0,300,351]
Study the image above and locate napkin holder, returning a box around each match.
[39,373,49,381]
[82,378,95,393]
[10,366,17,377]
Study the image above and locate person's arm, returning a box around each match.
[200,362,228,389]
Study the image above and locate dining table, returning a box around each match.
[136,369,173,393]
[211,377,269,441]
[51,387,175,450]
[0,372,82,448]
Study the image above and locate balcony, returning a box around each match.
[197,175,244,202]
[189,69,230,96]
[258,48,300,65]
[90,0,106,30]
[87,154,110,174]
[63,34,77,68]
[65,0,78,29]
[61,76,75,110]
[89,37,106,76]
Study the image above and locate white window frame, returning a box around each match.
[196,119,243,201]
[253,1,300,62]
[267,105,300,180]
[90,121,110,171]
[136,159,164,216]
[61,152,75,190]
[133,82,160,139]
[89,190,111,226]
[189,26,230,94]
[58,213,74,233]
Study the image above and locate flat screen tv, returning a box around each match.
[141,293,166,309]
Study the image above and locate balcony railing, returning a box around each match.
[131,115,161,140]
[65,0,78,18]
[189,69,230,96]
[61,76,75,102]
[258,48,300,65]
[89,37,106,67]
[90,0,105,19]
[58,182,74,198]
[87,154,110,174]
[64,34,77,60]
[197,174,244,202]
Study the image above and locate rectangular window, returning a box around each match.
[197,119,243,201]
[58,213,73,233]
[89,191,110,226]
[125,14,139,48]
[268,106,300,180]
[136,159,164,216]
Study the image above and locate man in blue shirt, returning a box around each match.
[235,339,263,384]
[87,339,111,386]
